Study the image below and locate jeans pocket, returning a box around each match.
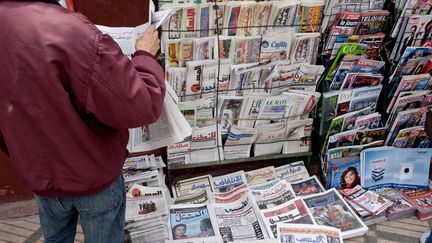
[74,175,125,217]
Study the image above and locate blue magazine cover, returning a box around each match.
[170,204,217,240]
[361,147,432,190]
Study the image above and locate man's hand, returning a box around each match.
[136,26,160,56]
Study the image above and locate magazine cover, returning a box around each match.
[290,176,325,196]
[169,204,219,240]
[361,147,432,189]
[328,156,361,190]
[353,127,386,146]
[277,224,343,243]
[294,0,325,33]
[302,189,369,239]
[399,189,432,214]
[371,187,416,219]
[354,10,389,35]
[260,198,316,238]
[212,171,248,193]
[340,185,393,215]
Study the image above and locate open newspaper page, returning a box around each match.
[169,204,220,240]
[190,125,224,163]
[128,82,192,152]
[254,122,286,156]
[250,180,296,210]
[303,189,369,239]
[277,224,343,243]
[174,189,212,205]
[290,176,325,197]
[212,171,248,193]
[165,236,224,243]
[212,194,268,241]
[275,161,310,183]
[260,198,316,238]
[172,175,213,198]
[223,126,258,160]
[245,166,278,186]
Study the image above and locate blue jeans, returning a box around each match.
[35,174,126,243]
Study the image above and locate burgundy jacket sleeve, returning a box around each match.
[84,33,166,129]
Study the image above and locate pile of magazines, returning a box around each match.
[169,161,368,242]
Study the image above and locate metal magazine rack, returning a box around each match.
[158,1,326,187]
[315,0,393,182]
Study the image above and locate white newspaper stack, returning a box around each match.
[125,184,171,243]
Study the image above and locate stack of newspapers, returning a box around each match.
[123,155,172,243]
[167,161,368,242]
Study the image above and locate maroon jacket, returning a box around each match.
[0,1,165,197]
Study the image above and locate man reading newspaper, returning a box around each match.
[0,0,165,242]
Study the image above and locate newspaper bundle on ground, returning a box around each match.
[290,176,325,197]
[275,161,310,183]
[212,171,248,193]
[277,224,343,243]
[125,184,170,243]
[169,204,220,240]
[360,147,432,189]
[260,198,316,238]
[250,180,296,210]
[172,175,213,198]
[303,189,368,239]
[371,187,416,221]
[340,185,393,216]
[128,82,193,152]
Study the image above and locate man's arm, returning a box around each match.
[84,28,166,129]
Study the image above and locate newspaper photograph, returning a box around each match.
[277,224,343,243]
[212,194,268,241]
[245,166,278,186]
[260,198,316,238]
[250,180,296,210]
[223,126,258,160]
[275,161,310,183]
[302,189,369,239]
[126,184,168,220]
[169,204,219,240]
[212,171,248,193]
[172,174,213,198]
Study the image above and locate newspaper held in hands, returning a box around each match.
[128,82,192,152]
[212,171,248,193]
[260,198,316,238]
[277,223,343,243]
[169,204,220,240]
[250,180,296,210]
[212,194,268,241]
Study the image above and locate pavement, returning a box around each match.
[0,201,429,243]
